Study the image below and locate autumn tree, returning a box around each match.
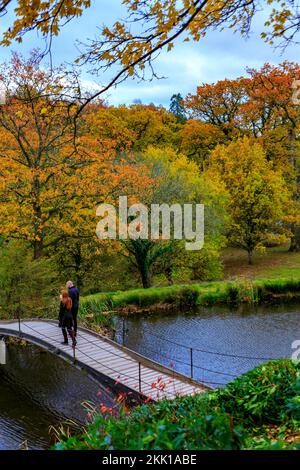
[1,1,299,110]
[178,120,226,169]
[208,137,291,265]
[185,62,300,150]
[0,52,152,265]
[0,52,83,259]
[185,62,300,252]
[182,78,250,169]
[185,77,250,139]
[244,63,300,251]
[88,103,178,154]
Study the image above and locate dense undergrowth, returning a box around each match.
[54,360,300,450]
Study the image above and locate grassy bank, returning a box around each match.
[223,246,300,280]
[78,246,300,326]
[80,277,300,320]
[54,360,300,450]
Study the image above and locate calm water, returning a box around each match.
[116,303,300,388]
[0,343,117,450]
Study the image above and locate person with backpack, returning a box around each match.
[59,290,76,347]
[66,280,80,337]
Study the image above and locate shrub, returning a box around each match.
[285,376,300,420]
[176,286,199,307]
[54,360,299,450]
[55,394,245,450]
[215,359,300,425]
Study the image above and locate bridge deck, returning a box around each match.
[0,320,208,401]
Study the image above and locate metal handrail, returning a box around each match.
[0,319,210,398]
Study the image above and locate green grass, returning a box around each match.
[80,282,226,315]
[79,246,300,317]
[80,277,300,317]
[223,245,300,280]
[54,360,300,450]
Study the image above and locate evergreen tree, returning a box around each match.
[169,93,187,123]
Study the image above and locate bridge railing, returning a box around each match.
[4,319,202,400]
[118,317,276,387]
[1,317,277,391]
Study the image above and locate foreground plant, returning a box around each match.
[54,359,300,450]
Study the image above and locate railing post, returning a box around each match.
[122,318,126,346]
[190,347,193,379]
[138,362,142,393]
[0,337,6,365]
[17,299,21,337]
[18,315,21,337]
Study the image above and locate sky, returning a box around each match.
[0,1,299,108]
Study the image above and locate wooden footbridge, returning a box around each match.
[0,319,209,401]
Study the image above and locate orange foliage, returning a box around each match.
[0,53,152,259]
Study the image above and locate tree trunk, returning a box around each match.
[32,176,44,259]
[33,238,43,260]
[288,127,300,251]
[74,243,83,289]
[165,267,173,286]
[247,250,253,265]
[289,224,300,252]
[140,264,151,288]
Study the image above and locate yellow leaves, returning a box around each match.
[16,110,23,118]
[0,86,155,247]
[1,0,91,45]
[128,66,135,76]
[255,244,267,254]
[141,144,201,199]
[0,0,298,72]
[262,4,294,43]
[209,136,292,251]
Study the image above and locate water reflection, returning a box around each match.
[0,342,117,450]
[116,303,300,387]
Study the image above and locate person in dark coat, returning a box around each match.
[59,290,76,347]
[66,280,80,336]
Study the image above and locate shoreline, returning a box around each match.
[80,277,300,318]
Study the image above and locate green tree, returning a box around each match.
[122,146,226,287]
[124,239,173,289]
[0,240,57,318]
[169,93,187,124]
[208,137,292,265]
